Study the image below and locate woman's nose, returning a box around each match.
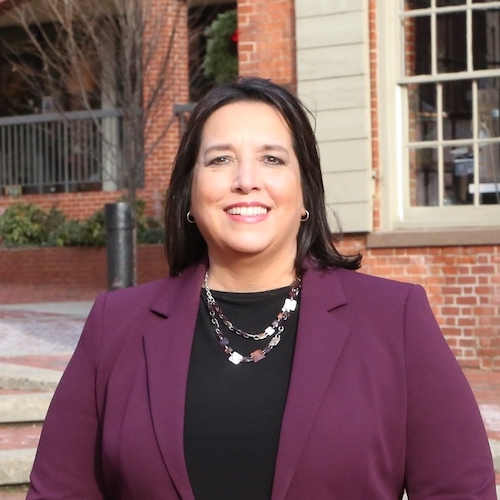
[231,160,261,193]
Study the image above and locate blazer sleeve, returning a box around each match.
[27,294,107,499]
[403,285,496,499]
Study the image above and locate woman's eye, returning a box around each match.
[208,156,229,165]
[264,155,284,165]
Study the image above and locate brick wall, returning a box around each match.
[237,0,296,89]
[0,244,167,291]
[141,0,190,220]
[0,192,124,220]
[337,236,500,370]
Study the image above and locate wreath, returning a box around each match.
[202,10,238,84]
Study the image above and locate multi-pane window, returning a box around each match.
[401,0,500,208]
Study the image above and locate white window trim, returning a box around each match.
[377,1,500,231]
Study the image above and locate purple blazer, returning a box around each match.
[28,262,496,499]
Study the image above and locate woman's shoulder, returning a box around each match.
[94,262,206,314]
[97,277,172,308]
[306,265,430,314]
[312,265,419,295]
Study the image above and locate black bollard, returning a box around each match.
[105,202,134,290]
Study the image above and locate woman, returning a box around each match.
[28,77,496,499]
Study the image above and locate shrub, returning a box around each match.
[0,203,66,246]
[49,210,106,247]
[0,201,164,247]
[135,199,164,245]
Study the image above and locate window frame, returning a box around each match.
[377,0,500,231]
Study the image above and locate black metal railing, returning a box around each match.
[0,108,122,195]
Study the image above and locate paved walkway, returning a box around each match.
[0,289,498,496]
[0,304,91,357]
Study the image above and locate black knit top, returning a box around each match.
[184,285,300,499]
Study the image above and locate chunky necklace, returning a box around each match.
[203,269,301,365]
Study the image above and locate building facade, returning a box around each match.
[238,0,500,369]
[0,0,499,368]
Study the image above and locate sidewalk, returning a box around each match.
[0,289,499,496]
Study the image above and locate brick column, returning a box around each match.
[142,0,190,218]
[237,0,296,91]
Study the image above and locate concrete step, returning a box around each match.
[0,449,35,487]
[0,422,41,487]
[0,390,49,488]
[0,363,61,391]
[0,393,53,424]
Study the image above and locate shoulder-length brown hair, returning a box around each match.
[164,77,361,276]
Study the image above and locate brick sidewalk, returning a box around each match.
[0,310,85,357]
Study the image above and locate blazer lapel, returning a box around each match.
[272,267,351,500]
[143,262,206,500]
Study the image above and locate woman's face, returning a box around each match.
[190,101,305,266]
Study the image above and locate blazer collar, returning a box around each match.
[144,261,351,500]
[149,260,207,318]
[144,261,207,500]
[271,266,351,500]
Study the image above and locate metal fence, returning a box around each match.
[0,108,122,195]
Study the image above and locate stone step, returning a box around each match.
[0,422,41,487]
[0,449,35,487]
[0,363,61,392]
[0,393,53,424]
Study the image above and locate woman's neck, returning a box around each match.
[206,256,297,292]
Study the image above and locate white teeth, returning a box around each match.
[227,206,268,216]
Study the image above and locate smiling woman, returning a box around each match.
[27,78,496,499]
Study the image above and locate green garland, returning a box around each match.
[202,10,238,84]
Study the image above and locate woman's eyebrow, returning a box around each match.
[262,144,289,154]
[202,143,289,155]
[203,144,233,155]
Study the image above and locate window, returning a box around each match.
[378,1,500,229]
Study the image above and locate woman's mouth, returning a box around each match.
[226,206,269,216]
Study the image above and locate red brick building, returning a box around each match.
[0,0,499,369]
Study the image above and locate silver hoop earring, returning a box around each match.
[301,210,310,222]
[186,211,195,224]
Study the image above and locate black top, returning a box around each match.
[184,286,300,500]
